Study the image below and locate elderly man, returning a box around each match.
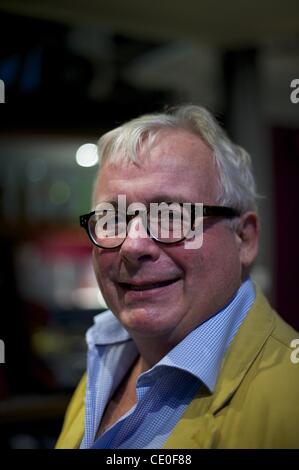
[56,105,299,449]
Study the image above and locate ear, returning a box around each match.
[235,211,259,269]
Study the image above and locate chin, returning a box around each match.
[118,305,177,338]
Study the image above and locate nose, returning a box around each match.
[119,216,160,266]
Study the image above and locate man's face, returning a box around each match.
[92,129,245,344]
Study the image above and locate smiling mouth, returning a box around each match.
[120,278,180,291]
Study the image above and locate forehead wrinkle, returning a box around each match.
[95,130,219,205]
[97,178,215,207]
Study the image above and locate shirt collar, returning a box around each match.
[86,308,130,346]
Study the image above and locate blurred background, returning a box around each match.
[0,0,298,449]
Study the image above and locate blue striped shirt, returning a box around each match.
[80,278,256,449]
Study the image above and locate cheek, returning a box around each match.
[162,245,205,287]
[198,232,242,287]
[92,249,114,291]
[92,248,101,279]
[92,249,123,313]
[179,230,241,284]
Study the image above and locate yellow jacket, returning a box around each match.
[56,289,299,449]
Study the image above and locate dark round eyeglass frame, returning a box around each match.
[79,204,240,249]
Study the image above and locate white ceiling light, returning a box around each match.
[76,143,98,167]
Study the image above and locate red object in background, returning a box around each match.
[34,227,92,260]
[272,127,299,331]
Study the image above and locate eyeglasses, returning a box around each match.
[80,203,240,249]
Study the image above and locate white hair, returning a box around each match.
[93,105,258,214]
